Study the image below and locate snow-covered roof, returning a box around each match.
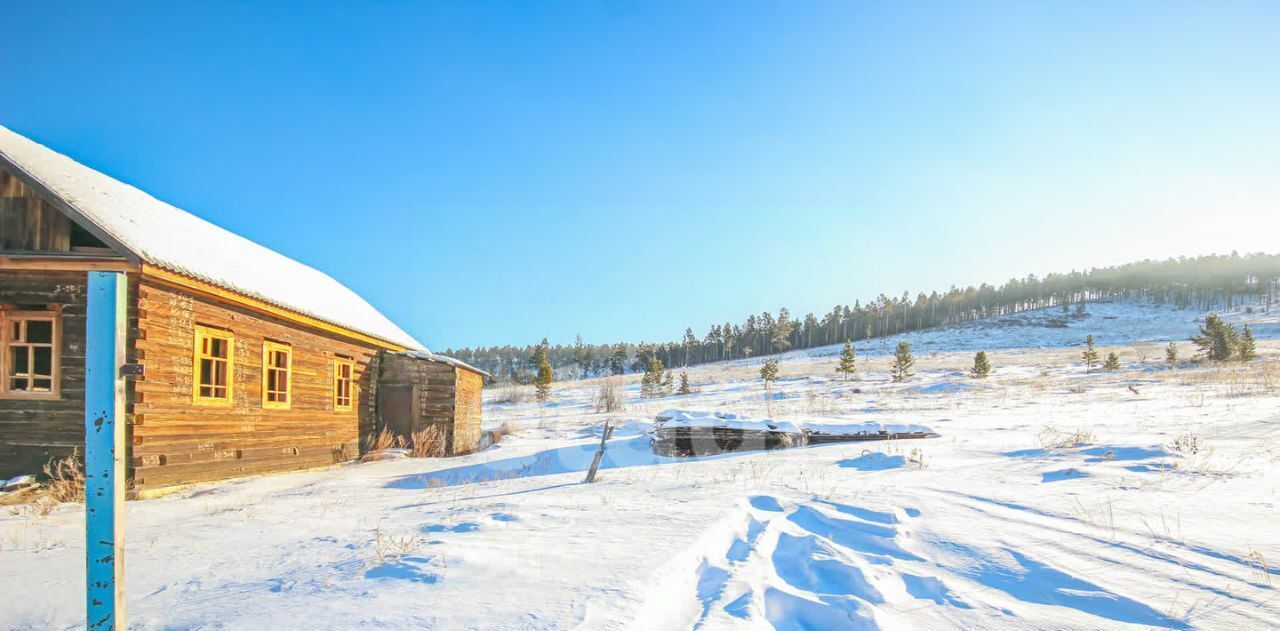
[0,124,425,351]
[654,410,802,434]
[397,350,490,377]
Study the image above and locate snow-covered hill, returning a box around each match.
[2,302,1278,629]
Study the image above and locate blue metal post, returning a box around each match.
[85,271,127,630]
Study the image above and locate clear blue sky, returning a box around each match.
[2,2,1277,349]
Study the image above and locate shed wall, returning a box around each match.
[0,270,90,478]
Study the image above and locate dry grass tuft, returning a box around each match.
[42,450,85,504]
[410,425,446,458]
[370,428,406,452]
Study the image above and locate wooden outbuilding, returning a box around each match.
[0,124,482,496]
[377,351,487,455]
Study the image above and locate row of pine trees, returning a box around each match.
[530,311,1260,402]
[452,253,1279,384]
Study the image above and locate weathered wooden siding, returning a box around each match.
[453,368,482,454]
[0,168,72,252]
[131,278,380,491]
[376,353,483,455]
[0,270,89,478]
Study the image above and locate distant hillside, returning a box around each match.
[447,252,1280,382]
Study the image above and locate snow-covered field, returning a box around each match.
[3,302,1279,630]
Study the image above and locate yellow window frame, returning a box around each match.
[262,340,292,409]
[1,310,62,400]
[333,357,355,412]
[193,325,234,406]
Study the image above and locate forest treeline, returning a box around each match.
[444,253,1280,383]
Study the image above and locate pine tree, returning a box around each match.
[533,340,553,401]
[1239,324,1257,361]
[1103,351,1121,371]
[970,351,991,379]
[661,370,674,396]
[1082,335,1099,372]
[1190,314,1239,362]
[891,341,915,382]
[678,371,692,395]
[609,344,628,375]
[1165,342,1178,365]
[641,357,666,398]
[836,339,857,381]
[760,359,780,387]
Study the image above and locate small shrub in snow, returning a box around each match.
[641,358,667,398]
[677,372,694,395]
[1037,426,1094,450]
[1165,342,1178,365]
[1169,432,1201,455]
[371,524,422,567]
[970,351,991,379]
[594,377,625,412]
[1103,352,1121,371]
[760,359,780,387]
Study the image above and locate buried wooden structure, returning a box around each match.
[0,125,483,496]
[650,412,936,458]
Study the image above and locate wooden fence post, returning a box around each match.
[584,419,614,483]
[85,271,127,630]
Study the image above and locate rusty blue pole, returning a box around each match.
[85,271,127,630]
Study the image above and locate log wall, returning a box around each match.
[0,169,72,252]
[453,368,483,454]
[0,270,91,478]
[131,278,381,491]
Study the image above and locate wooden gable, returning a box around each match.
[0,164,114,255]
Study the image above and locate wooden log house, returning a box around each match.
[0,124,485,496]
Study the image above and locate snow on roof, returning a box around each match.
[397,350,490,377]
[0,124,425,351]
[654,409,937,437]
[801,421,937,436]
[653,410,802,434]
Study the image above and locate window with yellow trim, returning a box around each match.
[2,311,61,398]
[262,341,292,409]
[193,326,233,405]
[333,357,354,411]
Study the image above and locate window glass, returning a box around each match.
[26,320,52,343]
[194,327,233,403]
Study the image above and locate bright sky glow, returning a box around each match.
[1,1,1276,348]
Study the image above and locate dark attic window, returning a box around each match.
[69,222,110,250]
